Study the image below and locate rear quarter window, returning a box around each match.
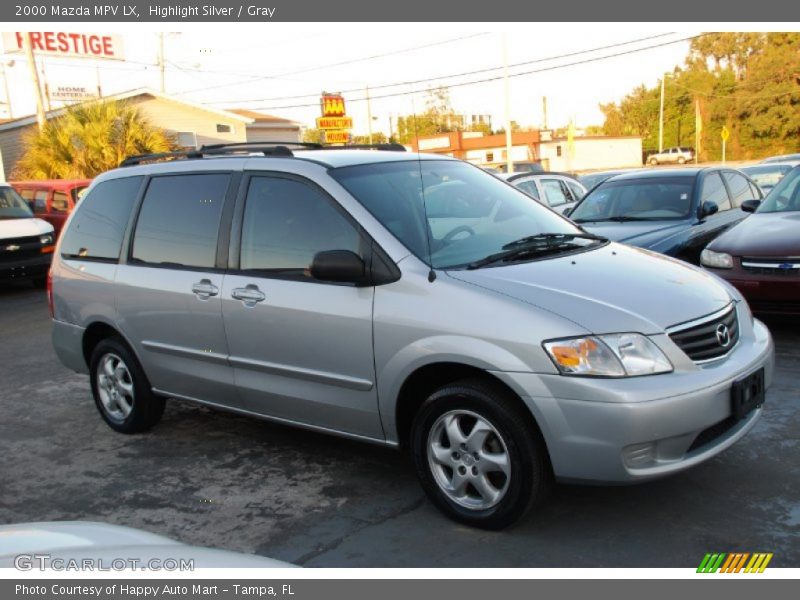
[61,177,143,261]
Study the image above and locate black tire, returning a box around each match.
[677,156,686,165]
[89,336,165,434]
[410,378,551,530]
[649,158,658,166]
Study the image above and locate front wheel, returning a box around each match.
[90,337,165,433]
[649,158,658,165]
[410,379,550,529]
[677,156,686,164]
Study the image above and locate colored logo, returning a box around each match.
[697,553,773,573]
[321,94,346,117]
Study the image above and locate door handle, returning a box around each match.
[191,279,219,299]
[232,285,266,307]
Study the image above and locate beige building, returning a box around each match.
[0,88,302,177]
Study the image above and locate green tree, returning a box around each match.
[397,86,464,144]
[14,100,176,179]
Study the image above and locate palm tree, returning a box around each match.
[14,100,176,179]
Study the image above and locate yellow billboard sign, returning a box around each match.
[324,130,350,144]
[317,116,354,130]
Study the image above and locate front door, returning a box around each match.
[221,174,382,440]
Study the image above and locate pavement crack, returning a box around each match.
[293,496,426,565]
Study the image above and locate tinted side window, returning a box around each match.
[723,172,755,207]
[132,174,230,269]
[240,176,362,277]
[540,179,570,207]
[700,172,731,211]
[52,191,70,213]
[566,180,585,201]
[61,177,142,260]
[515,180,540,199]
[34,190,48,213]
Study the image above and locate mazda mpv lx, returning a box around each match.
[50,144,774,529]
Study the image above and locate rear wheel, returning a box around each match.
[677,156,686,165]
[649,157,658,165]
[410,378,550,529]
[90,337,164,433]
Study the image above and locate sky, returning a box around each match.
[0,23,710,135]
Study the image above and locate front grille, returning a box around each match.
[668,305,739,363]
[0,235,42,262]
[687,417,738,453]
[741,257,800,276]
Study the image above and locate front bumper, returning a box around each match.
[494,317,774,483]
[0,254,51,281]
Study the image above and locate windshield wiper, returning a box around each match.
[467,233,607,269]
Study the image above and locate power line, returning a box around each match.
[172,33,491,96]
[229,34,701,112]
[208,32,680,105]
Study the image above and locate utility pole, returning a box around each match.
[365,85,373,144]
[388,114,394,142]
[0,61,13,119]
[503,34,513,174]
[22,33,47,130]
[158,32,165,93]
[542,96,548,130]
[39,58,51,111]
[658,76,665,152]
[694,97,701,164]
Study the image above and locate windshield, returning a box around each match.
[758,166,800,213]
[0,186,34,219]
[331,159,584,269]
[571,176,695,223]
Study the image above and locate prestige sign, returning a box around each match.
[3,32,124,60]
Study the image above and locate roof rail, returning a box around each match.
[119,141,406,167]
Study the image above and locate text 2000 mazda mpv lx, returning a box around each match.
[50,145,774,529]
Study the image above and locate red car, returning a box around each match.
[701,165,800,314]
[11,179,92,239]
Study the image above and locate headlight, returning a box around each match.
[701,249,733,269]
[40,234,54,245]
[544,334,672,377]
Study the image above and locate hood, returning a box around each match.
[0,217,53,238]
[577,220,688,248]
[708,212,800,257]
[447,242,733,334]
[0,521,295,568]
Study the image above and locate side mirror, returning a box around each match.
[562,207,573,217]
[740,199,761,213]
[310,250,367,285]
[699,200,719,219]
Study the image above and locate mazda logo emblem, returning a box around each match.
[716,324,731,348]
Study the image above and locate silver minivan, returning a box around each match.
[50,145,774,529]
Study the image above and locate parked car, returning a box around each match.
[500,172,586,215]
[701,165,800,315]
[487,161,544,174]
[51,145,773,530]
[739,162,800,195]
[578,169,639,191]
[569,168,763,264]
[12,179,92,239]
[647,147,694,165]
[0,183,55,287]
[759,153,800,164]
[0,521,294,568]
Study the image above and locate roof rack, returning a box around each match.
[120,141,406,167]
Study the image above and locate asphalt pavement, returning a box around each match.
[1,281,797,567]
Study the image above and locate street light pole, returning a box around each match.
[503,34,513,174]
[366,85,373,144]
[658,76,665,153]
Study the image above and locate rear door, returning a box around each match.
[220,173,382,439]
[115,171,241,407]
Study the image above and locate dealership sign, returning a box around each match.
[323,130,351,144]
[316,116,354,130]
[49,85,99,102]
[318,93,352,145]
[2,32,124,60]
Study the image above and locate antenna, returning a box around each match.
[411,95,436,283]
